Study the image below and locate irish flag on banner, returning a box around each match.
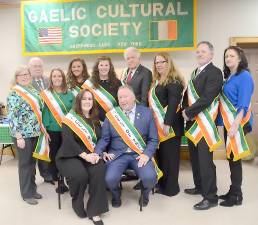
[150,20,177,41]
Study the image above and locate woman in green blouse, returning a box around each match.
[42,68,74,193]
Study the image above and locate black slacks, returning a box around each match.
[48,131,62,181]
[56,158,108,217]
[188,138,218,202]
[156,136,181,196]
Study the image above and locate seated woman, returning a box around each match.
[56,89,108,225]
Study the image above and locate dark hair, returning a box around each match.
[223,46,249,79]
[91,56,119,89]
[49,68,68,93]
[67,58,89,89]
[197,41,214,52]
[73,89,99,126]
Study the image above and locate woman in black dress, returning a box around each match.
[149,52,185,196]
[87,56,122,122]
[56,89,108,225]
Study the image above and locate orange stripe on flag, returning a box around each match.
[168,20,177,40]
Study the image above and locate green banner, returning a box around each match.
[21,0,196,56]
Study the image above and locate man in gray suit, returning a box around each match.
[28,57,53,184]
[123,47,152,106]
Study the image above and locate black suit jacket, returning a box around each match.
[155,81,184,137]
[124,64,152,106]
[183,62,223,129]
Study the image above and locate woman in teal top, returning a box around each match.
[42,68,74,193]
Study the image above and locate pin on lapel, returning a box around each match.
[136,112,140,119]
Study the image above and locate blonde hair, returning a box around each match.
[152,52,185,87]
[13,65,31,85]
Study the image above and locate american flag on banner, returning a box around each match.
[38,27,62,45]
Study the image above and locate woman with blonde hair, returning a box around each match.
[149,52,185,196]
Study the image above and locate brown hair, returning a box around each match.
[67,58,89,89]
[152,52,185,87]
[73,89,99,126]
[91,56,119,89]
[49,68,68,93]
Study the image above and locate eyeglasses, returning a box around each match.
[17,73,30,77]
[155,60,167,65]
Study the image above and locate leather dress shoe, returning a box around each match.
[33,192,43,199]
[89,217,104,225]
[111,198,122,208]
[23,198,38,205]
[184,187,201,195]
[220,196,242,207]
[194,199,218,210]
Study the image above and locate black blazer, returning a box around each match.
[155,81,184,137]
[125,64,152,106]
[183,62,223,129]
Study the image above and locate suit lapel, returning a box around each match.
[130,64,142,83]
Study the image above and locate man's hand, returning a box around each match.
[182,110,190,121]
[103,152,115,162]
[136,154,150,167]
[163,124,170,136]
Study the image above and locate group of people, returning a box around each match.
[7,43,254,225]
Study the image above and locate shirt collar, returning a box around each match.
[198,61,212,72]
[124,104,136,115]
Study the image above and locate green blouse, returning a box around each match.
[43,90,74,132]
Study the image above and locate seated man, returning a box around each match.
[95,85,158,208]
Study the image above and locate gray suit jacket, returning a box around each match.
[123,64,152,106]
[31,76,50,91]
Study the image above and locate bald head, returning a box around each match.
[28,57,44,78]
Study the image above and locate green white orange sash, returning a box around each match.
[12,85,50,162]
[71,86,81,97]
[149,81,176,142]
[106,107,163,180]
[121,68,128,85]
[219,93,251,161]
[62,110,97,152]
[185,80,222,151]
[40,90,67,127]
[82,79,117,112]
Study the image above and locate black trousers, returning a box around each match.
[223,128,244,197]
[156,136,181,196]
[48,131,62,181]
[14,137,37,199]
[188,138,218,202]
[56,158,108,218]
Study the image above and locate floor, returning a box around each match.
[1,155,258,225]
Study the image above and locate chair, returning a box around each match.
[0,144,15,165]
[57,174,63,209]
[119,169,155,211]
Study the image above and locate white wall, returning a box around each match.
[1,0,258,103]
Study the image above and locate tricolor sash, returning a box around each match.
[82,79,117,112]
[219,93,251,161]
[148,81,176,142]
[106,107,163,180]
[40,90,68,127]
[12,85,50,162]
[71,86,81,97]
[121,68,128,85]
[185,79,222,151]
[62,110,97,152]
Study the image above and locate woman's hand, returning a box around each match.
[103,152,115,162]
[85,153,100,164]
[41,125,51,142]
[163,124,170,136]
[17,138,25,149]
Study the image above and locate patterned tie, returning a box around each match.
[126,70,133,84]
[194,68,201,79]
[37,79,43,90]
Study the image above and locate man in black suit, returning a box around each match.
[122,47,152,106]
[182,41,223,210]
[28,57,53,184]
